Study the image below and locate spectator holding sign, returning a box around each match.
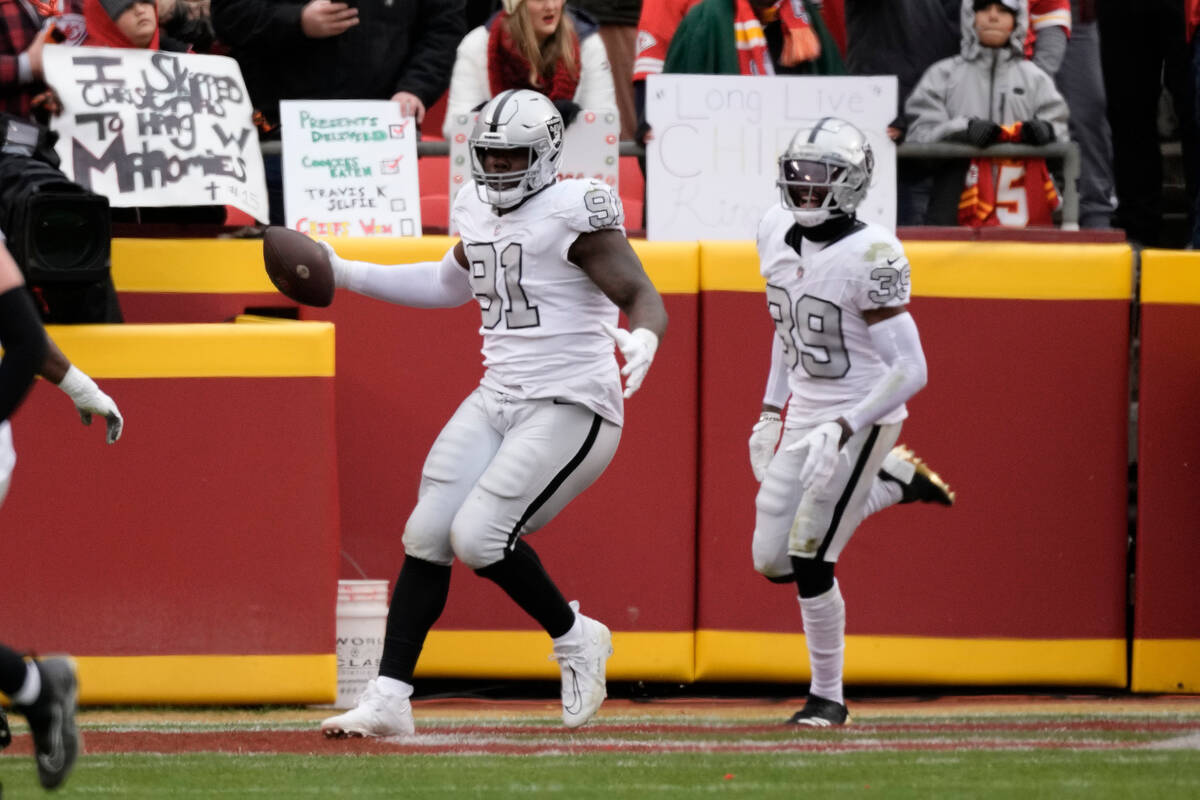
[0,0,87,123]
[443,0,616,138]
[85,0,161,49]
[211,0,465,223]
[905,0,1070,228]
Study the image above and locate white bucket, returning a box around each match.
[334,579,389,709]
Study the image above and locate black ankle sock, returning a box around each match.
[377,556,452,683]
[0,644,26,697]
[475,540,575,638]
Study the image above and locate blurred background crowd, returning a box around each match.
[0,0,1196,259]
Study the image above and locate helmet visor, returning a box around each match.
[779,158,843,209]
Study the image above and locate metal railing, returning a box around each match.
[261,138,1082,229]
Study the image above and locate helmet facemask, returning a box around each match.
[468,90,565,210]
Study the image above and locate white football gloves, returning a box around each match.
[601,322,658,399]
[785,420,844,493]
[748,412,782,482]
[58,365,124,444]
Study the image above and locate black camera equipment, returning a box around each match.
[0,114,121,323]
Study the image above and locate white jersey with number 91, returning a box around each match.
[453,178,627,426]
[756,204,912,430]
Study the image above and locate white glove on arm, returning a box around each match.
[601,322,658,398]
[748,411,782,482]
[58,365,124,443]
[785,420,844,493]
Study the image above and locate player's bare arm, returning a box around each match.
[569,229,667,398]
[568,229,667,339]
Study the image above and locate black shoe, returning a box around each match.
[15,657,80,790]
[882,445,955,506]
[785,695,850,727]
[0,705,10,750]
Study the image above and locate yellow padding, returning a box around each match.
[417,630,694,683]
[113,239,276,293]
[1131,639,1200,693]
[699,240,1134,300]
[113,236,701,296]
[1141,250,1200,305]
[632,240,700,293]
[696,631,1126,687]
[76,654,336,705]
[45,321,335,378]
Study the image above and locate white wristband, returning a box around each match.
[57,365,95,401]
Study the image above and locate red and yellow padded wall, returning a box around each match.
[4,236,1192,701]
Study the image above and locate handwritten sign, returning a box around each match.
[279,100,421,238]
[445,109,619,233]
[645,74,898,241]
[44,46,268,223]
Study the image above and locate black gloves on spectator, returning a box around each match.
[1020,119,1055,146]
[964,118,1003,148]
[552,99,582,127]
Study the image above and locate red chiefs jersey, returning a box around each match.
[1189,0,1200,41]
[1024,0,1072,59]
[633,0,701,81]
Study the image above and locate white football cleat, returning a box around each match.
[552,601,613,729]
[320,680,415,738]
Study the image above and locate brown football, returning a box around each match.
[263,226,335,307]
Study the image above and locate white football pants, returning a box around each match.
[753,421,901,577]
[402,387,621,569]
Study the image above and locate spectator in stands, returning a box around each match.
[158,0,219,53]
[843,0,959,224]
[211,0,465,224]
[443,0,615,137]
[85,0,162,49]
[0,0,87,123]
[1053,0,1116,229]
[1096,0,1197,247]
[1025,0,1070,75]
[905,0,1069,228]
[661,0,844,78]
[568,0,640,141]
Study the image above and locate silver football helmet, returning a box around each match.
[469,89,565,208]
[777,117,874,227]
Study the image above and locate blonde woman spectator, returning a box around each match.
[443,0,616,137]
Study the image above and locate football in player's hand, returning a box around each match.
[263,226,335,307]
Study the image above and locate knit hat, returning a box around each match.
[98,0,139,20]
[973,0,1019,12]
[501,0,525,12]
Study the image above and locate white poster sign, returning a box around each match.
[645,74,898,241]
[44,46,268,223]
[280,99,421,237]
[445,108,619,232]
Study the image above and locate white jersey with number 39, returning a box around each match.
[756,205,912,429]
[453,178,627,426]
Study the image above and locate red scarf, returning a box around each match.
[958,124,1061,227]
[734,0,819,76]
[487,11,580,101]
[84,0,159,49]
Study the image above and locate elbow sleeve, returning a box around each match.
[0,286,47,422]
[842,312,927,433]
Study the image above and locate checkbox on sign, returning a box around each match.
[381,157,402,174]
[389,123,408,138]
[390,198,406,212]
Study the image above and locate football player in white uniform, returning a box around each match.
[320,89,668,738]
[750,118,934,727]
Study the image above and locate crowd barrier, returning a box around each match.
[7,237,1194,701]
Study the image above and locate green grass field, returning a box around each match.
[1,698,1198,798]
